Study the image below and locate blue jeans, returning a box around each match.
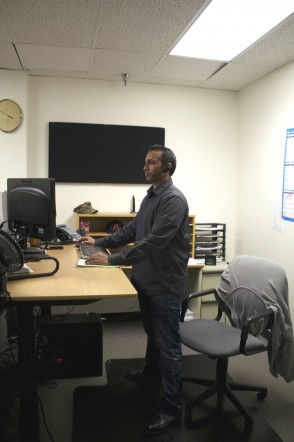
[138,292,182,419]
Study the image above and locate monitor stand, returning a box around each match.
[17,227,45,255]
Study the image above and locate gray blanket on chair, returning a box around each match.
[217,255,294,382]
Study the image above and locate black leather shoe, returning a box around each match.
[143,414,180,434]
[125,369,161,387]
[125,369,144,383]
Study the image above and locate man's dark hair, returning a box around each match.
[148,144,177,176]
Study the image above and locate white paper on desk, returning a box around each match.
[188,258,204,265]
[8,264,34,275]
[76,259,119,268]
[196,245,222,251]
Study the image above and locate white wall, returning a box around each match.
[2,73,236,260]
[0,71,238,313]
[0,71,28,186]
[2,64,294,317]
[237,61,294,315]
[2,62,294,319]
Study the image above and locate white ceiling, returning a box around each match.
[0,0,294,92]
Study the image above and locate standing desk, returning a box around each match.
[7,245,137,442]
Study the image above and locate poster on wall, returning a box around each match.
[282,127,294,221]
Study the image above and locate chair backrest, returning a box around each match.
[216,255,289,336]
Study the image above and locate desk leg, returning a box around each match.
[17,306,40,442]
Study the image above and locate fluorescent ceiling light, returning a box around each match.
[170,0,294,61]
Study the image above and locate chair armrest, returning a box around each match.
[180,288,217,322]
[8,255,60,280]
[240,308,274,355]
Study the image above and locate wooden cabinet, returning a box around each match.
[77,213,136,238]
[77,213,195,258]
[188,215,195,258]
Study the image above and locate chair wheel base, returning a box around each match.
[257,391,267,400]
[184,411,192,426]
[244,417,253,435]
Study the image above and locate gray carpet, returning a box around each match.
[72,355,282,442]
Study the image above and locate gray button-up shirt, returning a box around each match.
[95,179,190,296]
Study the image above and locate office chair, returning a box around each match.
[180,255,287,435]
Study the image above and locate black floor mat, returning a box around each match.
[72,355,282,442]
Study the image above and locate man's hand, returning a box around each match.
[77,236,95,245]
[85,251,109,266]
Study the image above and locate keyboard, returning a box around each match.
[79,243,108,259]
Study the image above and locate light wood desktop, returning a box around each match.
[7,245,137,442]
[8,244,137,302]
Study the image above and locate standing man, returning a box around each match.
[79,145,190,434]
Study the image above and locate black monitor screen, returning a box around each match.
[48,122,165,184]
[7,178,56,249]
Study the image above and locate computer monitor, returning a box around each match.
[7,178,56,250]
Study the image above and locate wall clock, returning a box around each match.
[0,99,23,132]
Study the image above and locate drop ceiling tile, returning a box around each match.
[148,76,203,88]
[151,55,225,82]
[88,48,162,81]
[201,62,274,91]
[0,0,293,91]
[95,0,207,52]
[15,44,91,71]
[0,42,22,69]
[28,69,87,80]
[0,0,100,47]
[234,13,294,69]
